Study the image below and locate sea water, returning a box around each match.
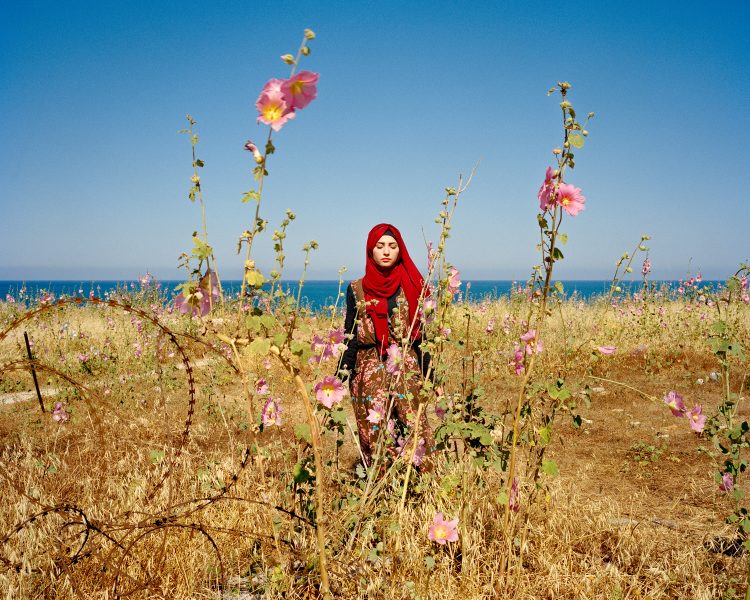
[0,279,723,312]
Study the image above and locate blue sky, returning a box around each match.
[1,1,748,281]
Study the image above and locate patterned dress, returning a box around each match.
[344,279,434,469]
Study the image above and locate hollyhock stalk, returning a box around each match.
[504,82,593,540]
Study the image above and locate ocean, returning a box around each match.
[0,279,722,312]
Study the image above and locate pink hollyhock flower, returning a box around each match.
[309,334,334,364]
[696,273,702,283]
[174,271,220,317]
[719,472,734,493]
[366,401,385,425]
[688,404,706,433]
[314,376,346,409]
[486,318,495,335]
[262,78,285,95]
[310,327,347,364]
[281,70,319,110]
[741,275,748,290]
[256,378,269,395]
[326,327,346,357]
[256,84,295,132]
[520,330,543,355]
[663,391,686,417]
[642,258,652,276]
[537,166,555,211]
[423,297,437,325]
[597,346,617,355]
[52,402,69,423]
[557,183,585,216]
[510,343,525,376]
[447,266,461,296]
[397,437,426,466]
[385,344,403,375]
[261,398,282,426]
[509,477,520,513]
[435,405,446,419]
[428,512,459,545]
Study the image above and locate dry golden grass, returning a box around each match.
[0,292,748,598]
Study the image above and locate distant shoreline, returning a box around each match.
[1,279,724,311]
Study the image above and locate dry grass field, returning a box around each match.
[0,289,748,599]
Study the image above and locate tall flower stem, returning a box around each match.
[185,116,223,305]
[270,346,331,598]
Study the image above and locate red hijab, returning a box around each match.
[362,223,424,354]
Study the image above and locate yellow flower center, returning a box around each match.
[290,80,305,95]
[561,197,570,206]
[263,103,284,121]
[433,524,449,540]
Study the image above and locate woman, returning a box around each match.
[339,223,435,470]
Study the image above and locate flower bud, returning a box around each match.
[281,54,296,65]
[304,28,316,40]
[245,260,255,270]
[563,141,570,148]
[626,267,633,273]
[552,148,562,155]
[191,174,200,184]
[301,47,310,56]
[582,129,589,136]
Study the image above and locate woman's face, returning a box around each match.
[372,234,400,268]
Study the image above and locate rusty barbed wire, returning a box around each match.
[0,296,313,596]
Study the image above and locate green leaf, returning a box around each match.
[259,315,276,329]
[245,270,265,287]
[552,247,564,260]
[569,133,584,148]
[330,408,348,425]
[289,340,304,355]
[150,450,166,464]
[541,459,559,477]
[424,556,436,571]
[195,159,205,168]
[295,423,312,445]
[558,233,568,245]
[245,315,262,333]
[539,426,551,446]
[292,461,311,483]
[191,236,213,260]
[247,337,271,355]
[242,190,261,204]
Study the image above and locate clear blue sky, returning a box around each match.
[2,1,748,281]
